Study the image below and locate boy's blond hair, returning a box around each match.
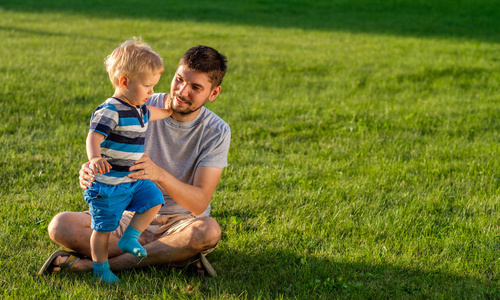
[104,37,164,88]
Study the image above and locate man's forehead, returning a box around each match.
[176,65,211,85]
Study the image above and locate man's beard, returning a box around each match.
[170,93,207,115]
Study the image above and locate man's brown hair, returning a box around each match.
[179,45,227,88]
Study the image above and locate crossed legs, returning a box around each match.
[46,211,221,273]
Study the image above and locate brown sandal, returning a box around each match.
[38,250,83,275]
[197,253,217,278]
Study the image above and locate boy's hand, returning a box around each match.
[89,157,112,175]
[164,94,173,113]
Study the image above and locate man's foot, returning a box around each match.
[170,253,217,277]
[38,250,91,275]
[197,253,217,278]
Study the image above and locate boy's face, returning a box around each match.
[122,71,162,107]
[169,64,220,119]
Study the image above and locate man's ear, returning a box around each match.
[208,86,222,102]
[118,75,129,89]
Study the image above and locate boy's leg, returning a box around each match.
[118,180,164,258]
[128,204,162,232]
[118,204,162,258]
[91,231,119,283]
[91,231,110,263]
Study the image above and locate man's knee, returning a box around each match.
[188,217,221,250]
[48,212,89,242]
[204,217,222,244]
[48,212,69,242]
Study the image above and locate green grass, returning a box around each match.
[1,0,499,299]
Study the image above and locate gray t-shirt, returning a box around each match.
[145,93,231,216]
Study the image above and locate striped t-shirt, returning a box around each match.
[89,97,150,185]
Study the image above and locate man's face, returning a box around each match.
[169,64,220,120]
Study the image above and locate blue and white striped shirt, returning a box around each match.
[89,97,150,185]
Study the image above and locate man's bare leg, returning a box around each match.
[109,215,221,271]
[47,211,221,272]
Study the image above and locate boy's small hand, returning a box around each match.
[89,157,112,174]
[165,94,173,113]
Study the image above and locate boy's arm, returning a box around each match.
[148,94,173,121]
[86,131,112,174]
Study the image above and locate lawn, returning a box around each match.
[0,0,499,299]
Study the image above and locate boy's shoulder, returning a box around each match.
[95,97,118,110]
[96,97,137,112]
[92,98,125,119]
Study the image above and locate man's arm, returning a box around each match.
[79,162,94,190]
[79,156,222,215]
[127,155,222,216]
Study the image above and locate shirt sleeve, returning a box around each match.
[199,126,231,168]
[147,93,166,109]
[89,103,119,137]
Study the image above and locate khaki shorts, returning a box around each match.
[108,211,218,256]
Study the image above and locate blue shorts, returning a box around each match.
[84,180,164,233]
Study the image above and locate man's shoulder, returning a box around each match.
[201,107,230,134]
[148,93,166,108]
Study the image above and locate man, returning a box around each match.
[38,45,229,278]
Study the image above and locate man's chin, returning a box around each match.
[173,106,201,116]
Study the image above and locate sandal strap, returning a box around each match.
[59,255,81,270]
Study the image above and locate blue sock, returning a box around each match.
[93,261,119,283]
[117,226,147,258]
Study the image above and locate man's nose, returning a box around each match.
[178,83,188,97]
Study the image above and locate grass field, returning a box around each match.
[0,0,499,299]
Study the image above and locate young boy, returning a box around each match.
[85,38,172,283]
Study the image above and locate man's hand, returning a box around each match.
[128,154,163,181]
[79,162,95,190]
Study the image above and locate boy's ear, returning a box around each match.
[118,75,129,89]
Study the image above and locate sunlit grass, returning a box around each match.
[1,1,499,299]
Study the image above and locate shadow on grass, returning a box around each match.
[30,236,497,298]
[205,249,497,298]
[1,0,499,43]
[106,248,498,298]
[0,24,118,42]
